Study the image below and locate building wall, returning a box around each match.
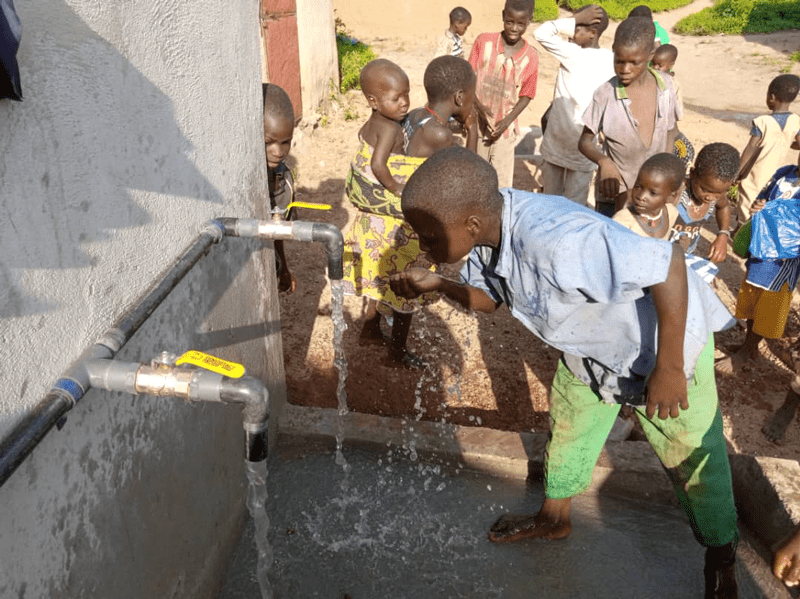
[296,0,337,115]
[0,1,283,597]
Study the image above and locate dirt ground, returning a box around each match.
[279,0,800,460]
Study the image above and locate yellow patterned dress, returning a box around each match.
[342,140,438,313]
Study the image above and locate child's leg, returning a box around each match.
[636,337,738,549]
[562,168,594,206]
[387,310,427,369]
[488,359,619,542]
[540,161,566,197]
[359,298,386,344]
[478,133,518,189]
[763,379,800,443]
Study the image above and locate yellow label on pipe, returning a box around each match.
[176,351,245,378]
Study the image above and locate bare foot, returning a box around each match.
[714,347,752,375]
[386,347,429,370]
[487,511,572,543]
[763,391,800,443]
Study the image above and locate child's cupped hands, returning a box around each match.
[390,269,442,299]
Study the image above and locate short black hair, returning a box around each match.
[263,83,294,123]
[576,4,609,35]
[694,142,740,182]
[653,43,678,64]
[628,4,653,19]
[614,16,655,52]
[403,146,501,221]
[769,74,800,103]
[359,58,408,98]
[424,55,476,103]
[450,6,471,22]
[504,0,535,17]
[639,153,685,191]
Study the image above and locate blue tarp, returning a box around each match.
[749,196,800,260]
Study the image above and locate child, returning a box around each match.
[668,142,738,263]
[404,55,478,157]
[434,6,472,59]
[774,525,800,588]
[613,153,682,238]
[263,83,297,293]
[651,43,695,170]
[390,146,739,598]
[718,150,800,375]
[468,0,539,189]
[628,4,670,46]
[736,74,800,225]
[342,59,430,368]
[533,5,613,206]
[579,16,680,216]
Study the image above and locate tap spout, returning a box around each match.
[215,217,344,280]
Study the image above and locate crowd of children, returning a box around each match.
[262,1,800,594]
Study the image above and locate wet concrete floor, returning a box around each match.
[219,442,793,599]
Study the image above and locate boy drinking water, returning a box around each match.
[579,16,679,216]
[468,0,538,188]
[263,83,297,293]
[390,147,739,598]
[533,4,613,206]
[434,6,472,59]
[613,152,682,239]
[736,74,800,225]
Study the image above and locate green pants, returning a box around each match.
[545,338,738,548]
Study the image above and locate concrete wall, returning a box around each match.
[296,0,337,115]
[0,1,284,597]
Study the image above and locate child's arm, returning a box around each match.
[708,195,733,263]
[370,121,405,196]
[390,269,498,312]
[578,125,623,200]
[274,240,296,293]
[646,243,689,419]
[487,97,531,140]
[774,525,800,587]
[737,133,761,181]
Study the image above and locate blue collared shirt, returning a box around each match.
[460,189,735,404]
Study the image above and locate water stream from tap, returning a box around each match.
[244,460,273,599]
[330,280,350,472]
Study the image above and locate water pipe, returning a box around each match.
[0,216,344,488]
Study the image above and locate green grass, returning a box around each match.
[675,0,800,35]
[533,0,560,22]
[337,34,377,93]
[560,0,694,21]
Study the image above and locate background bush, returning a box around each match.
[337,35,376,92]
[534,0,561,22]
[675,0,800,35]
[560,0,693,21]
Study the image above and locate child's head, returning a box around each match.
[612,17,655,87]
[449,6,472,36]
[627,5,653,19]
[424,55,476,120]
[689,142,739,205]
[630,153,685,216]
[651,44,678,73]
[359,59,411,122]
[767,74,800,108]
[501,0,534,46]
[402,146,501,264]
[572,4,609,48]
[262,83,295,169]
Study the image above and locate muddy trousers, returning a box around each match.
[544,338,738,548]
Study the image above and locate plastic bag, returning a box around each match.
[749,198,800,260]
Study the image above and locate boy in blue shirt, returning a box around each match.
[390,146,739,598]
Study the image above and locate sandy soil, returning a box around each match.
[280,0,800,460]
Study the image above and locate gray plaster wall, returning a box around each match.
[296,0,337,114]
[0,1,282,597]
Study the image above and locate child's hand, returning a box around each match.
[597,159,623,200]
[750,198,766,214]
[575,5,605,27]
[390,269,442,298]
[488,115,513,140]
[645,364,689,419]
[707,235,729,263]
[278,268,297,294]
[774,526,800,587]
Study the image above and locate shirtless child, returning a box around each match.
[579,16,679,216]
[404,55,479,158]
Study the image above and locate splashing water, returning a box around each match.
[330,280,350,472]
[245,460,273,599]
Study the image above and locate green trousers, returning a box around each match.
[545,338,738,548]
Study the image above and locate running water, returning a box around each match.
[245,460,273,599]
[330,280,350,471]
